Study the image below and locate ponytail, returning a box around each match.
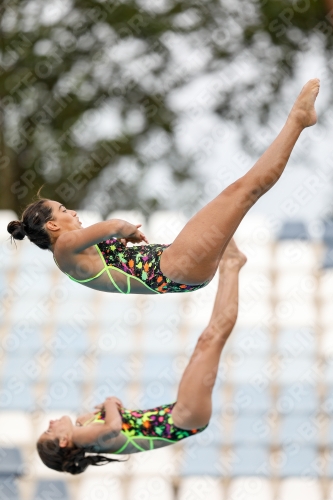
[37,439,121,475]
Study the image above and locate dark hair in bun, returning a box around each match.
[7,220,26,240]
[7,198,54,250]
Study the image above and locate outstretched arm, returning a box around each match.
[56,220,148,254]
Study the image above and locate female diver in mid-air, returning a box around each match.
[37,239,246,474]
[8,80,319,295]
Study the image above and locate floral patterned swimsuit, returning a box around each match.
[58,238,209,294]
[85,404,207,453]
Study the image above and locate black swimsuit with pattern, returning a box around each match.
[97,238,209,294]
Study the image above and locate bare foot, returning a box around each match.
[288,79,320,128]
[219,238,247,272]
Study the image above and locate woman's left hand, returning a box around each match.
[105,396,123,408]
[120,224,149,246]
[94,396,123,413]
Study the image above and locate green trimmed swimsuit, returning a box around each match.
[55,238,209,295]
[84,403,207,454]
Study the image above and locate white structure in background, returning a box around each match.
[0,211,331,499]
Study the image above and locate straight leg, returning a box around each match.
[171,239,246,429]
[161,79,320,285]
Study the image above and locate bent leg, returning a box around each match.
[161,79,320,285]
[172,240,246,430]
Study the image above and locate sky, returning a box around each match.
[168,47,333,232]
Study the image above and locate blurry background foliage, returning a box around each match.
[0,0,332,217]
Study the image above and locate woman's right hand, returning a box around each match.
[107,396,123,408]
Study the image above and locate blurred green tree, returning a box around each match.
[0,0,331,216]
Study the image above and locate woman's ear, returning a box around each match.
[59,437,69,448]
[45,220,60,232]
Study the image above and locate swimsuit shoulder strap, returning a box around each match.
[95,244,161,294]
[53,252,104,283]
[81,414,142,453]
[113,433,150,454]
[53,244,158,295]
[83,414,104,426]
[113,434,177,454]
[53,247,116,285]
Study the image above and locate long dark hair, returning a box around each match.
[7,196,53,250]
[37,439,121,475]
